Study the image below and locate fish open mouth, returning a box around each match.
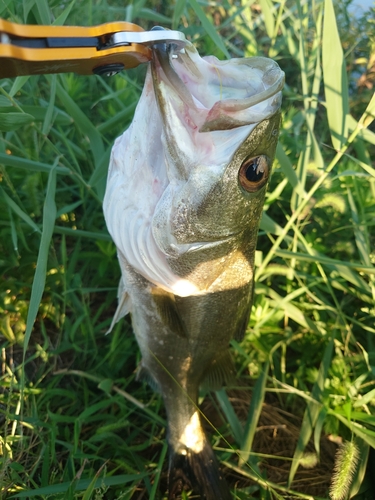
[151,40,284,133]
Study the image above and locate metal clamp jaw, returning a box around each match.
[0,19,187,78]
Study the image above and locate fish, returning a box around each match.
[103,39,284,499]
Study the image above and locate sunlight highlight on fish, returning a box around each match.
[103,39,284,499]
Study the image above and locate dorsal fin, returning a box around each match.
[201,350,236,391]
[151,287,187,338]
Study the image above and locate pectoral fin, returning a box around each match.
[151,287,187,338]
[106,278,131,334]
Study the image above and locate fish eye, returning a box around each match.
[238,155,270,193]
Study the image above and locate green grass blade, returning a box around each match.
[256,111,375,280]
[216,388,244,445]
[187,0,230,58]
[53,0,76,26]
[0,111,35,131]
[276,143,307,198]
[328,412,375,448]
[275,249,375,276]
[53,226,111,241]
[172,0,186,30]
[239,361,269,465]
[347,188,372,267]
[260,212,283,235]
[347,113,375,145]
[288,338,334,486]
[96,102,136,134]
[88,147,111,200]
[0,1,13,16]
[9,76,30,97]
[81,464,106,500]
[42,75,57,135]
[56,81,104,166]
[345,152,375,178]
[11,473,148,498]
[0,186,41,233]
[8,205,18,254]
[22,164,57,362]
[353,388,375,409]
[322,0,349,150]
[282,24,298,61]
[313,406,327,459]
[348,439,370,498]
[258,0,275,39]
[149,441,168,500]
[40,444,50,487]
[56,200,82,218]
[34,0,51,24]
[256,284,322,335]
[138,8,172,23]
[224,460,321,499]
[0,152,71,174]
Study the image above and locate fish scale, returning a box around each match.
[104,40,284,499]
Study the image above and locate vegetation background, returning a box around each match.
[1,0,374,498]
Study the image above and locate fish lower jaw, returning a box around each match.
[164,233,241,257]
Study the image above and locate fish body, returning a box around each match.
[103,42,284,499]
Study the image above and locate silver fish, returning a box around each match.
[103,40,284,499]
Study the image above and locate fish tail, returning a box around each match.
[167,441,232,500]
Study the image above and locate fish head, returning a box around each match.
[103,42,284,296]
[150,44,283,291]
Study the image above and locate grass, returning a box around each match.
[1,0,375,498]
